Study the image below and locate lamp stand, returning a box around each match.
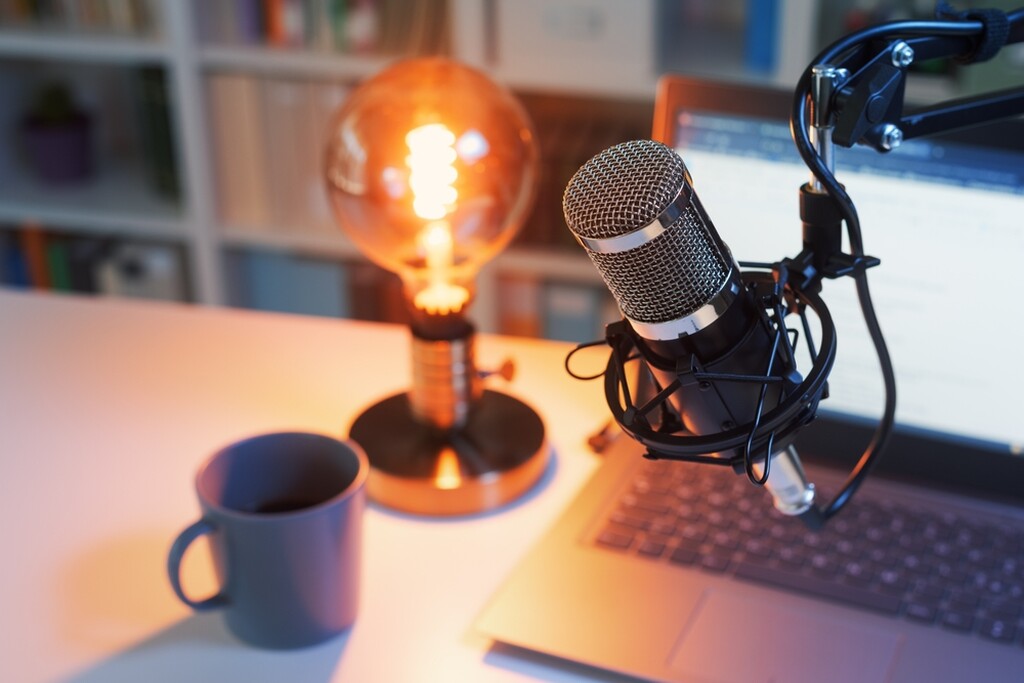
[348,328,548,516]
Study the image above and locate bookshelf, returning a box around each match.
[0,0,999,342]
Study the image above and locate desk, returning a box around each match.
[0,290,616,682]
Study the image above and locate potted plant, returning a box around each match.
[21,82,94,184]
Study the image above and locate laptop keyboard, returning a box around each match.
[595,458,1024,647]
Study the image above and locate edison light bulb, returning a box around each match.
[322,58,546,516]
[324,57,538,328]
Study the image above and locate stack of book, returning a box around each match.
[0,0,155,35]
[495,272,618,343]
[196,0,450,56]
[206,73,346,234]
[0,224,189,301]
[225,247,407,323]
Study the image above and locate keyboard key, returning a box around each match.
[840,561,873,587]
[596,528,633,550]
[912,580,946,601]
[878,570,909,594]
[609,510,650,530]
[743,538,772,558]
[940,611,975,632]
[650,519,677,536]
[904,602,937,623]
[734,562,902,615]
[638,539,667,559]
[983,599,1022,620]
[700,552,732,573]
[669,546,698,566]
[978,618,1018,644]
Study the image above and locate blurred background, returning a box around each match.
[0,0,1020,343]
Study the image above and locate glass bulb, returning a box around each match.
[323,57,539,320]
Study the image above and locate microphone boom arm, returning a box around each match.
[821,12,1024,152]
[785,5,1024,524]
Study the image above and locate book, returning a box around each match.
[305,0,336,52]
[135,66,181,200]
[307,81,350,232]
[287,254,350,317]
[19,224,51,289]
[263,0,305,48]
[235,0,265,44]
[542,280,603,343]
[261,77,314,231]
[240,248,293,311]
[327,0,348,52]
[236,248,349,317]
[0,230,31,288]
[45,235,72,291]
[496,273,542,337]
[206,73,273,230]
[744,0,778,74]
[344,0,379,54]
[347,259,407,324]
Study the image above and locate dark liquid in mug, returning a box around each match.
[252,497,323,514]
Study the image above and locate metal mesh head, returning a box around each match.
[562,140,730,324]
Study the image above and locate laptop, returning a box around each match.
[476,75,1024,683]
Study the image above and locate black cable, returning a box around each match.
[564,338,614,381]
[783,16,1011,519]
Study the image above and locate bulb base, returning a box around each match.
[348,389,548,515]
[408,329,481,429]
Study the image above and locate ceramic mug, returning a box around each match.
[168,431,368,649]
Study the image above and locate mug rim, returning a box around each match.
[194,430,369,520]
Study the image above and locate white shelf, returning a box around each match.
[0,29,168,64]
[0,160,185,239]
[219,227,360,259]
[217,230,600,282]
[198,45,398,80]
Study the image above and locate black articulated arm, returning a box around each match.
[820,6,1024,152]
[784,5,1023,524]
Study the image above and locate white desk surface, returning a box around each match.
[0,290,621,683]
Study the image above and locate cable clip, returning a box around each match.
[936,3,1010,63]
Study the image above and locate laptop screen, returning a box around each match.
[652,76,1024,497]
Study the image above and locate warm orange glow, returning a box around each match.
[413,222,470,314]
[405,123,458,221]
[433,447,463,490]
[422,221,454,271]
[407,124,469,316]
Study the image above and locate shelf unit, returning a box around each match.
[0,0,990,341]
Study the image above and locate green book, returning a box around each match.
[45,237,72,291]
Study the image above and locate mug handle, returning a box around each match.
[167,519,229,610]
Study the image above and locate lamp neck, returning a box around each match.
[408,326,482,430]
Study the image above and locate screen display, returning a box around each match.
[671,110,1024,455]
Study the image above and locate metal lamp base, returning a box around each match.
[348,389,548,516]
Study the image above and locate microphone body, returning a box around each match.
[563,140,815,516]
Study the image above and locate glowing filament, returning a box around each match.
[405,123,458,220]
[407,123,469,315]
[414,222,470,315]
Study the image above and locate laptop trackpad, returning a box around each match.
[669,590,900,683]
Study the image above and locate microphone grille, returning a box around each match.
[562,140,730,325]
[563,140,687,240]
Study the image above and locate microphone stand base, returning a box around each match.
[348,389,548,516]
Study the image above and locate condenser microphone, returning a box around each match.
[563,139,818,518]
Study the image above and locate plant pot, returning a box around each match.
[21,113,94,184]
